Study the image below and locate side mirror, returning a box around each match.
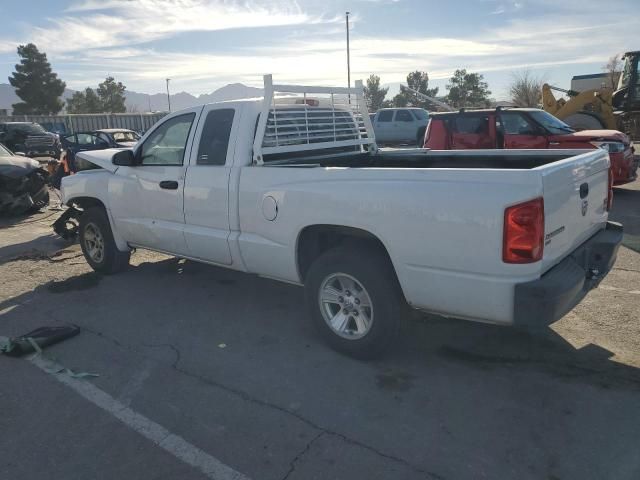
[113,149,136,166]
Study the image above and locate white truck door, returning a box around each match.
[373,110,394,142]
[182,106,237,264]
[110,108,201,254]
[394,109,417,142]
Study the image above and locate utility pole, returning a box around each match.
[346,11,351,102]
[166,78,171,112]
[345,12,351,88]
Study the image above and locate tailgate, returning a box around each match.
[539,149,610,273]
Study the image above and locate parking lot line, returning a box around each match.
[29,354,251,480]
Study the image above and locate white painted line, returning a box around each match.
[29,355,251,480]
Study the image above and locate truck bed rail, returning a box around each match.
[253,75,377,164]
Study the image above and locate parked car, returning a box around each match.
[61,77,622,358]
[0,122,61,159]
[0,142,49,215]
[370,107,429,146]
[95,129,141,148]
[424,108,638,185]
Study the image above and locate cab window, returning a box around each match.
[377,110,394,122]
[395,110,414,122]
[500,113,537,135]
[140,113,195,166]
[197,109,235,165]
[454,116,489,134]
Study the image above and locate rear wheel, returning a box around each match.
[79,207,130,274]
[304,246,403,358]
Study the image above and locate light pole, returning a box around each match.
[346,12,351,91]
[166,78,171,112]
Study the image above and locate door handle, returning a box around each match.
[159,180,179,190]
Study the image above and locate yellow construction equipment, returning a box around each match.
[542,50,640,141]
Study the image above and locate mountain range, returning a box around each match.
[0,83,264,114]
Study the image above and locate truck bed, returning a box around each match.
[264,148,585,170]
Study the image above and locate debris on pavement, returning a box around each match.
[52,205,81,240]
[0,324,80,357]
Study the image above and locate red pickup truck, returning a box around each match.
[424,108,638,185]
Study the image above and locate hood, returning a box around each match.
[559,129,630,145]
[0,155,41,178]
[75,148,122,173]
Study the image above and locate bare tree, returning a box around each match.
[603,54,622,89]
[509,70,543,107]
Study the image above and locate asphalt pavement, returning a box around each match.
[0,180,639,480]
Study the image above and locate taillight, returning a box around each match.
[607,167,614,211]
[503,197,544,264]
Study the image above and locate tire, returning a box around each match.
[79,207,130,274]
[304,245,403,359]
[563,113,605,131]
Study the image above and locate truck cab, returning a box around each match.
[424,108,638,185]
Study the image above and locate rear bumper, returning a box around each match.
[513,222,623,327]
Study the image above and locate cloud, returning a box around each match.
[2,0,320,54]
[1,0,639,99]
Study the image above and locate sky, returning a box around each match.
[0,0,638,100]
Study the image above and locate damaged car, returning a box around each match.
[0,143,49,215]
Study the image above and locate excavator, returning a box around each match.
[542,50,640,141]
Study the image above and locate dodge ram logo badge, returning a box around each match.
[581,200,588,216]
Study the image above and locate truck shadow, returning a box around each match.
[611,186,640,253]
[1,255,639,478]
[399,314,640,391]
[1,255,638,393]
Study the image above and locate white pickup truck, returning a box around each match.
[61,76,622,358]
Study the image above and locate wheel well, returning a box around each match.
[67,197,106,212]
[297,225,394,281]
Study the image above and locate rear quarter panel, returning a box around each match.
[238,165,546,323]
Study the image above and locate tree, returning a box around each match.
[363,74,389,112]
[393,71,439,109]
[66,88,103,113]
[97,76,127,113]
[509,70,543,107]
[8,43,66,114]
[603,54,622,89]
[445,69,491,108]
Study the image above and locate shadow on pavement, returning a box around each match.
[2,255,640,479]
[611,187,640,253]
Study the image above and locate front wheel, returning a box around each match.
[304,246,403,359]
[79,207,130,274]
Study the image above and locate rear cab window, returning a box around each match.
[197,109,235,166]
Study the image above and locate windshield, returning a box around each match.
[528,110,575,134]
[112,131,140,142]
[11,123,47,135]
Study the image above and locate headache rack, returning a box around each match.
[253,75,377,165]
